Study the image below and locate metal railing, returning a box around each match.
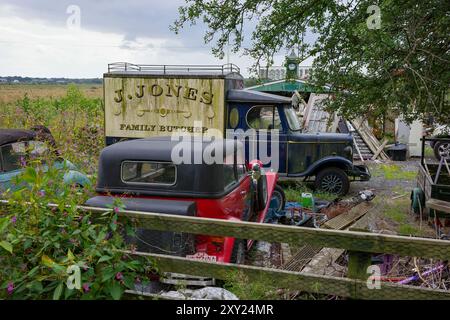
[107,62,240,75]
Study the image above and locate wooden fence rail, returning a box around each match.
[1,200,450,299]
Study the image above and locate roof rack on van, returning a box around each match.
[107,62,240,75]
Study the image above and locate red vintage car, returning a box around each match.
[86,136,278,264]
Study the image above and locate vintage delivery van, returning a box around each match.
[103,62,370,196]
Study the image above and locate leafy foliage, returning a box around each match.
[0,160,153,299]
[173,0,450,123]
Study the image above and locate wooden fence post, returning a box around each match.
[347,251,372,299]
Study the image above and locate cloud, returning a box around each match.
[0,1,314,78]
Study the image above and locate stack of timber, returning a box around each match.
[282,202,375,274]
[351,118,389,160]
[352,130,374,160]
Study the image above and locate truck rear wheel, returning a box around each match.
[314,167,350,196]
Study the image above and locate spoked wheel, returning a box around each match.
[271,184,286,212]
[434,141,450,161]
[315,167,350,196]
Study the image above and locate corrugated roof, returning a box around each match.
[227,89,291,104]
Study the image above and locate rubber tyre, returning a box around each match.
[314,167,350,196]
[433,141,450,161]
[230,239,247,264]
[271,184,286,212]
[255,175,268,211]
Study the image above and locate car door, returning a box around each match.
[0,142,27,192]
[244,105,287,174]
[219,149,252,221]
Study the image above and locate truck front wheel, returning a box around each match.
[314,167,350,196]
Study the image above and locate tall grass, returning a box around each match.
[0,84,104,174]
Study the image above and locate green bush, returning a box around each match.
[0,161,152,299]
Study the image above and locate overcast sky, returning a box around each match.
[0,0,313,78]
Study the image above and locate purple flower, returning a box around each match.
[113,207,120,213]
[19,157,26,167]
[37,190,45,197]
[7,282,14,295]
[115,272,123,281]
[82,283,90,293]
[11,216,17,224]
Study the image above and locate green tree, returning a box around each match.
[172,0,450,123]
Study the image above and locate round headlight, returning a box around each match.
[344,145,353,158]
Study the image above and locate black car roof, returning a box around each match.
[100,136,241,162]
[96,136,246,198]
[0,129,36,146]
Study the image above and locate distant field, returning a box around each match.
[0,83,103,104]
[0,83,104,174]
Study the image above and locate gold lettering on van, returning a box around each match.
[115,82,213,106]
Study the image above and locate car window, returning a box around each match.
[246,106,282,130]
[122,161,176,185]
[223,164,236,189]
[1,142,26,171]
[284,105,302,131]
[223,153,237,189]
[237,164,246,180]
[28,141,50,159]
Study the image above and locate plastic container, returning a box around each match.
[301,193,314,210]
[386,143,407,161]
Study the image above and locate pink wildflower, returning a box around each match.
[115,272,123,281]
[82,283,90,293]
[7,282,14,295]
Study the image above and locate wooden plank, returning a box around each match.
[122,251,450,300]
[371,139,389,160]
[322,202,374,230]
[301,248,345,275]
[112,208,450,260]
[353,135,365,162]
[351,119,388,160]
[300,203,373,276]
[427,199,450,214]
[1,200,450,260]
[283,244,322,271]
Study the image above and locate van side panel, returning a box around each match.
[104,76,226,139]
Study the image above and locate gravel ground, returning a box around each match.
[349,159,420,196]
[348,158,447,237]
